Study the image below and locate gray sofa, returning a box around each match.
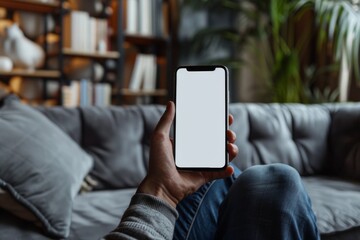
[0,98,360,239]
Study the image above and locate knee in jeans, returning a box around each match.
[234,163,302,191]
[266,163,302,186]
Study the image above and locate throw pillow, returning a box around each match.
[0,95,93,238]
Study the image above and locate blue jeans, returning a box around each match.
[173,164,320,240]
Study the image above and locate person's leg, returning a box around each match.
[173,166,241,240]
[215,163,320,240]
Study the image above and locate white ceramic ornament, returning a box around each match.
[3,24,45,69]
[0,56,13,71]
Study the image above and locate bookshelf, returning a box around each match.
[0,69,61,79]
[114,0,178,105]
[0,0,178,106]
[62,48,120,59]
[0,0,60,14]
[0,0,122,106]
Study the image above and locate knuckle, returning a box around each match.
[152,131,167,142]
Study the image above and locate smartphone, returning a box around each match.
[174,65,229,170]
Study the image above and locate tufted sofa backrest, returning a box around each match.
[37,105,164,190]
[229,103,331,175]
[37,103,360,189]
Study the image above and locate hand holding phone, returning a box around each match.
[174,65,229,170]
[138,101,236,207]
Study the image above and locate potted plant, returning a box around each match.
[184,0,360,102]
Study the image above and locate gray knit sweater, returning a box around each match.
[103,193,179,240]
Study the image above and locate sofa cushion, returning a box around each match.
[36,106,82,144]
[80,105,164,189]
[69,188,136,240]
[303,176,360,237]
[0,95,93,238]
[229,103,331,175]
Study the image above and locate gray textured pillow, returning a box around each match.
[0,95,93,238]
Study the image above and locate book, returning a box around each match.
[88,17,97,52]
[128,54,157,91]
[124,0,166,37]
[63,11,109,52]
[62,81,80,107]
[94,83,111,106]
[143,55,157,91]
[126,0,138,34]
[139,0,152,36]
[153,0,163,36]
[63,80,112,107]
[129,54,146,90]
[63,11,83,51]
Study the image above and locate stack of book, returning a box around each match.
[125,0,167,37]
[62,79,111,107]
[63,11,108,52]
[128,54,157,91]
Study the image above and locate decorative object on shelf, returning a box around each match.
[0,56,13,71]
[3,24,45,69]
[14,11,55,39]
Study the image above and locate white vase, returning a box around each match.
[3,24,45,69]
[0,56,13,71]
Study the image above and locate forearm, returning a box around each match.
[103,193,178,240]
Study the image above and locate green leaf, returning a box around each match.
[328,4,340,40]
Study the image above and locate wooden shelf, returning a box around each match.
[115,89,168,97]
[0,69,61,79]
[125,34,168,46]
[62,48,120,60]
[0,0,61,13]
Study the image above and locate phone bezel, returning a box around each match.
[174,65,229,171]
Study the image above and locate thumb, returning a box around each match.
[155,101,175,134]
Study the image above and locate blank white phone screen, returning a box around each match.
[175,67,227,169]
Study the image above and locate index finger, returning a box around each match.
[229,114,234,126]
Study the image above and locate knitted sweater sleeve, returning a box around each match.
[103,193,179,240]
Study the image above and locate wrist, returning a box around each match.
[137,177,178,208]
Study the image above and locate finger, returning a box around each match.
[155,101,175,134]
[170,138,174,147]
[227,143,238,161]
[205,166,234,182]
[227,130,236,143]
[229,114,234,126]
